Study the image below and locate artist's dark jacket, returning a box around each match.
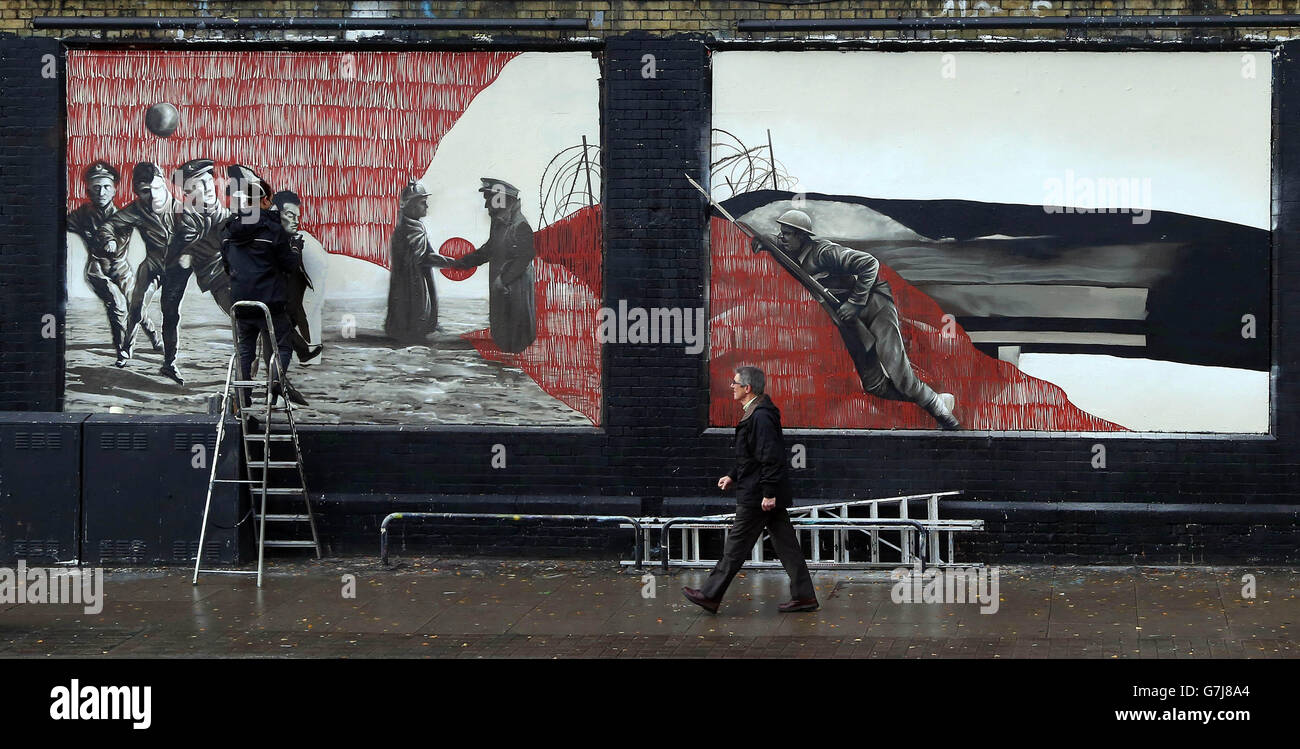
[726,394,794,509]
[220,209,299,315]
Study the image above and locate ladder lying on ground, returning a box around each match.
[193,301,321,588]
[624,491,983,570]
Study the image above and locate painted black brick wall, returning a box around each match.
[0,35,63,411]
[0,33,1296,563]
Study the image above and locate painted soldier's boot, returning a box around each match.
[923,391,960,431]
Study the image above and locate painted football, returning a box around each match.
[145,102,180,137]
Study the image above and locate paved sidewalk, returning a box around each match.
[1,560,1296,658]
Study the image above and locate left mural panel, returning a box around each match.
[64,50,603,426]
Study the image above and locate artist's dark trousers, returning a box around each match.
[235,308,293,408]
[700,503,816,602]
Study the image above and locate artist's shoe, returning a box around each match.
[148,329,163,351]
[929,392,960,431]
[114,351,130,368]
[682,587,720,614]
[159,365,185,386]
[300,344,323,364]
[284,383,309,407]
[778,598,820,613]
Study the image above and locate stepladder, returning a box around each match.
[193,300,321,588]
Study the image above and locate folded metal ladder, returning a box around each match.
[193,301,321,588]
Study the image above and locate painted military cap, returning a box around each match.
[400,179,430,206]
[180,158,216,181]
[477,178,520,198]
[131,161,163,185]
[83,160,120,184]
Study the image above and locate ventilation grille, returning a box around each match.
[14,432,62,450]
[97,539,148,563]
[99,432,148,451]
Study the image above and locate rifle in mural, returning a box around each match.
[684,174,877,352]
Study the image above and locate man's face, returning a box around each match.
[135,175,170,213]
[483,191,511,219]
[404,196,428,219]
[778,225,809,251]
[730,374,751,403]
[184,173,216,209]
[87,177,115,209]
[279,203,300,233]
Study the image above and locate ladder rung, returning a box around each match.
[263,540,318,548]
[244,434,294,441]
[247,461,300,468]
[252,487,305,495]
[230,380,269,387]
[213,479,261,484]
[257,514,310,522]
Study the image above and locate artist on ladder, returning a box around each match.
[220,164,305,417]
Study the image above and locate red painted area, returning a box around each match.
[709,218,1126,431]
[437,237,478,281]
[65,50,519,268]
[465,206,603,426]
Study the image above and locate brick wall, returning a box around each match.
[2,5,1298,563]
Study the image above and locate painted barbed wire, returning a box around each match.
[710,128,798,202]
[538,137,601,229]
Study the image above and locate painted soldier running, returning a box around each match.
[748,209,960,430]
[96,162,178,373]
[67,160,162,360]
[162,158,234,384]
[450,178,537,353]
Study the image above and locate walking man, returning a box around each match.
[683,366,819,614]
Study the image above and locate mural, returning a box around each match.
[710,51,1271,433]
[64,50,603,426]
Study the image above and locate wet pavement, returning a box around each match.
[2,559,1297,658]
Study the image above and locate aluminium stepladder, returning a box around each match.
[192,300,321,588]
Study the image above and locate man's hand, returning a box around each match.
[836,300,863,323]
[717,475,733,491]
[761,497,776,511]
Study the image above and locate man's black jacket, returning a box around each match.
[220,208,299,315]
[726,394,794,509]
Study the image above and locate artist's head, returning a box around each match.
[83,161,118,209]
[731,365,765,403]
[273,190,302,233]
[775,209,815,252]
[400,180,429,220]
[131,162,169,213]
[226,164,272,215]
[478,178,521,221]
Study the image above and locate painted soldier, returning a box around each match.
[96,162,178,373]
[750,209,960,430]
[272,190,325,365]
[384,180,453,344]
[67,160,162,359]
[451,178,537,353]
[162,158,233,384]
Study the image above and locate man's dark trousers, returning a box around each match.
[235,305,293,407]
[700,502,816,602]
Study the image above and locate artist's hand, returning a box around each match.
[761,497,776,511]
[718,475,733,491]
[836,301,863,322]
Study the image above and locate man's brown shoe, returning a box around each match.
[682,587,719,614]
[778,598,819,613]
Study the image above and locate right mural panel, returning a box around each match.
[709,51,1271,433]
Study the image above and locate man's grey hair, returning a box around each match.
[735,365,765,395]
